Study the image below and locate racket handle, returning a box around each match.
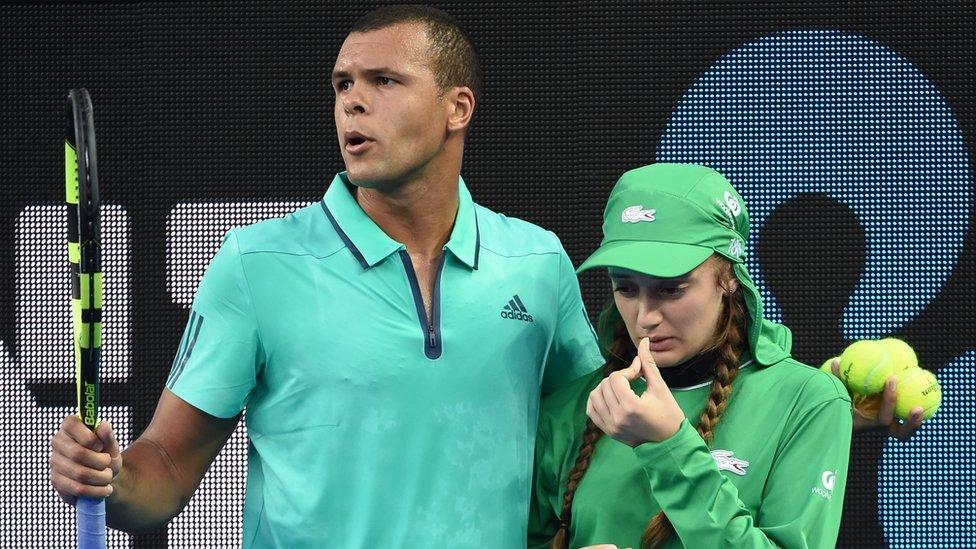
[77,496,106,549]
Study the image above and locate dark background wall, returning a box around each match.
[2,1,973,547]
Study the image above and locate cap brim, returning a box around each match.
[577,241,714,278]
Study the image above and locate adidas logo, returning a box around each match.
[500,294,534,323]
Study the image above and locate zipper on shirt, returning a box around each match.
[398,250,445,360]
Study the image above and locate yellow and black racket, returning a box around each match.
[65,88,106,549]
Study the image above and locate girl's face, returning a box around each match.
[609,257,737,368]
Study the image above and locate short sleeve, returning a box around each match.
[541,244,604,395]
[165,229,265,418]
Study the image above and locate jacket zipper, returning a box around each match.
[398,250,445,360]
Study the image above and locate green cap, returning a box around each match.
[579,163,791,366]
[578,163,749,275]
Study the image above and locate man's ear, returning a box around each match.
[446,86,475,133]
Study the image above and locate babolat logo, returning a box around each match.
[500,295,533,322]
[83,382,97,427]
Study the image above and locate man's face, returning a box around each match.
[332,23,450,188]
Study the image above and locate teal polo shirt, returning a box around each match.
[166,173,603,548]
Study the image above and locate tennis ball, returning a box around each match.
[820,356,840,374]
[839,340,893,395]
[880,338,918,373]
[894,367,941,420]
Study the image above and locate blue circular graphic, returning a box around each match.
[658,29,972,338]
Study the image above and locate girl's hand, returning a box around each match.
[587,338,685,446]
[830,359,924,440]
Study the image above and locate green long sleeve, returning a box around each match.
[635,392,851,548]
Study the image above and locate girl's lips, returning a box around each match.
[646,337,674,351]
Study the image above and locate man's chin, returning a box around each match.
[342,165,385,189]
[344,164,415,193]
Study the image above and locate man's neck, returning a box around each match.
[355,172,460,260]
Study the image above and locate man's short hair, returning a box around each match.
[350,5,483,101]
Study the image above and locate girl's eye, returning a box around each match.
[613,285,637,296]
[660,286,683,297]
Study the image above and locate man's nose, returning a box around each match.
[341,85,368,115]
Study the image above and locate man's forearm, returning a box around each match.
[105,437,191,533]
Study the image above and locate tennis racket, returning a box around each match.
[65,88,106,549]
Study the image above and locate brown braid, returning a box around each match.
[550,313,634,549]
[641,258,749,548]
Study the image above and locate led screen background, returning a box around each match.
[1,2,973,547]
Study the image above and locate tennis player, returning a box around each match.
[49,6,603,547]
[528,164,853,548]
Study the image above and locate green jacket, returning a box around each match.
[529,358,853,548]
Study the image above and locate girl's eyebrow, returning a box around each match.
[608,272,638,282]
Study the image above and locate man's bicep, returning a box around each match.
[140,389,241,496]
[165,306,262,417]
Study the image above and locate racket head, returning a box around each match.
[68,89,101,260]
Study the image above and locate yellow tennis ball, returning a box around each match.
[839,340,893,395]
[880,337,918,373]
[820,356,840,374]
[894,367,941,420]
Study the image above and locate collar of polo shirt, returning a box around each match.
[320,172,480,270]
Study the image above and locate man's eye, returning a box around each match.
[336,80,352,92]
[377,76,393,86]
[660,287,683,297]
